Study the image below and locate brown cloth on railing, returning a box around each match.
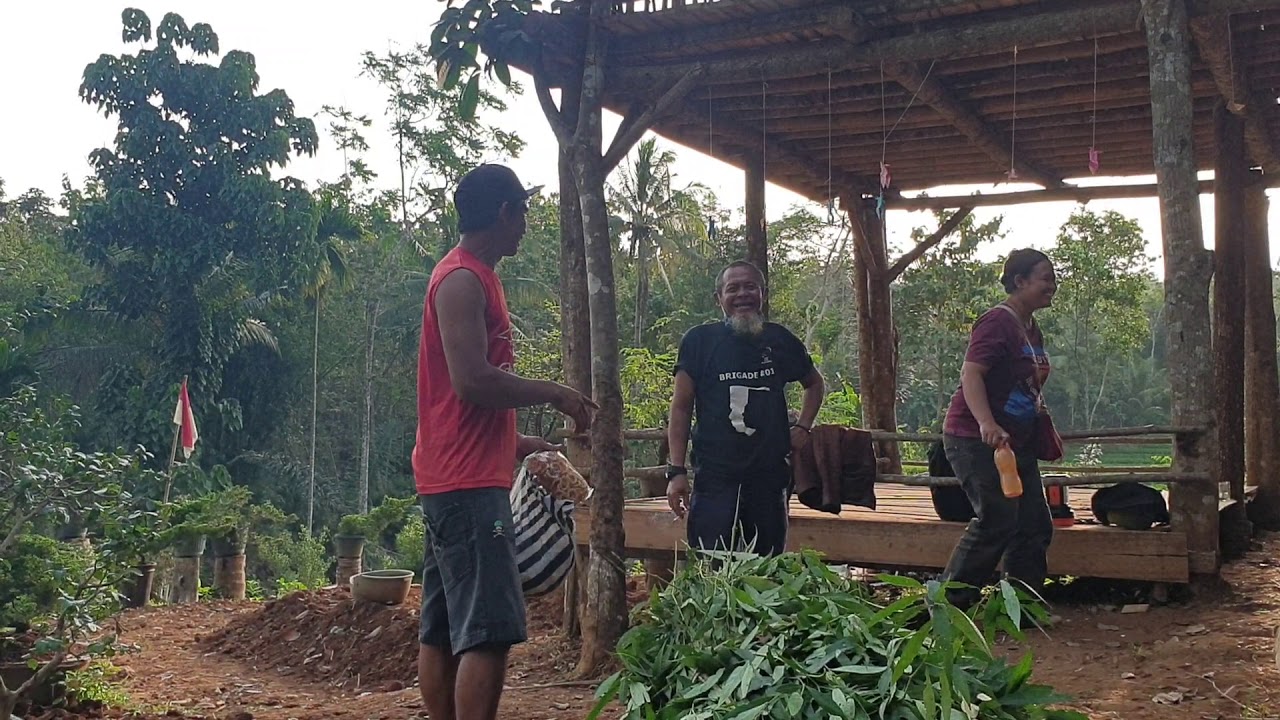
[790,424,878,514]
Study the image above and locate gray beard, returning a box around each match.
[727,312,765,338]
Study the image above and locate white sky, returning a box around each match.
[4,1,1279,275]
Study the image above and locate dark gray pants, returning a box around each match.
[939,434,1053,608]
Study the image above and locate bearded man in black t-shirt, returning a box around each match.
[665,260,825,556]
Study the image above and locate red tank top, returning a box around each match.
[413,247,516,495]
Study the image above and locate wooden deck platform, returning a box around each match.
[574,485,1190,583]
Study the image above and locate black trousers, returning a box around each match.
[939,434,1053,608]
[686,474,789,557]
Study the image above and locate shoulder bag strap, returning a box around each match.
[995,302,1046,406]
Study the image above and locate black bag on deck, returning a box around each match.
[1090,483,1170,530]
[928,440,976,522]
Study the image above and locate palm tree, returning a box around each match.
[609,138,708,346]
[300,194,363,535]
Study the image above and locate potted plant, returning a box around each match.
[333,496,416,586]
[200,485,290,600]
[114,500,167,609]
[334,514,369,559]
[336,496,416,556]
[156,495,220,604]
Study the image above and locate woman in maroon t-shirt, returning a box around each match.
[939,248,1057,610]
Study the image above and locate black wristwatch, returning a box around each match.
[665,464,688,481]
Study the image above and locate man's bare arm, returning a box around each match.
[435,269,569,410]
[795,367,825,429]
[666,370,696,468]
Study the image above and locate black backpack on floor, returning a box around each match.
[928,440,976,522]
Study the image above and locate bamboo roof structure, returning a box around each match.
[512,0,1280,204]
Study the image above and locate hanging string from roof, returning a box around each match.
[1089,35,1101,174]
[877,60,889,218]
[1007,45,1020,182]
[761,73,768,241]
[827,64,836,225]
[707,91,717,242]
[873,58,934,217]
[1227,15,1245,112]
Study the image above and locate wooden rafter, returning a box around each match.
[593,0,1280,89]
[822,11,1064,190]
[602,65,705,172]
[610,4,864,58]
[672,98,880,196]
[888,176,1280,211]
[882,61,1066,188]
[1189,15,1280,172]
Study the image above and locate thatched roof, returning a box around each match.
[513,0,1280,202]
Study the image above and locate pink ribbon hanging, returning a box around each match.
[879,161,892,189]
[1088,147,1101,175]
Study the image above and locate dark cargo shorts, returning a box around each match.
[418,487,527,654]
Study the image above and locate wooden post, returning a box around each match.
[1244,180,1280,528]
[172,556,200,604]
[571,0,628,676]
[1144,0,1219,575]
[638,438,674,589]
[557,67,592,641]
[745,151,768,317]
[848,198,902,473]
[1213,102,1252,557]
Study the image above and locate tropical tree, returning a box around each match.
[1042,208,1154,428]
[893,212,1006,430]
[300,193,363,532]
[609,138,707,345]
[67,8,323,463]
[360,43,524,251]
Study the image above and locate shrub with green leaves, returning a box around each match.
[392,512,425,579]
[590,550,1084,720]
[336,495,415,538]
[252,530,328,591]
[0,535,91,632]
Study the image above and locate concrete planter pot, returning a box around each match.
[350,569,413,606]
[333,534,366,558]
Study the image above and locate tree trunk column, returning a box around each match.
[572,142,629,676]
[1212,102,1251,558]
[745,152,768,317]
[1244,181,1280,528]
[569,1,629,672]
[1144,0,1219,575]
[847,198,901,474]
[557,68,591,641]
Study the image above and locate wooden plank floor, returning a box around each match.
[574,485,1190,583]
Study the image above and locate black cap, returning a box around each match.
[453,164,543,233]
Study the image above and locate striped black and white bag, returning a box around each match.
[509,465,576,597]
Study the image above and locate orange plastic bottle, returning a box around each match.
[994,442,1022,498]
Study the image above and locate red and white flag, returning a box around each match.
[173,378,199,459]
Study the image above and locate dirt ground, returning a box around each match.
[24,535,1280,720]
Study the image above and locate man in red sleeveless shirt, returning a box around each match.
[415,164,596,720]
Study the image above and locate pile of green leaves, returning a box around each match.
[590,550,1084,720]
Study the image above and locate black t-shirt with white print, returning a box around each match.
[674,320,816,487]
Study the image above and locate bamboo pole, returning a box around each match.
[879,472,1213,488]
[556,424,1207,443]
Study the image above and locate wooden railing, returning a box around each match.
[554,424,1211,489]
